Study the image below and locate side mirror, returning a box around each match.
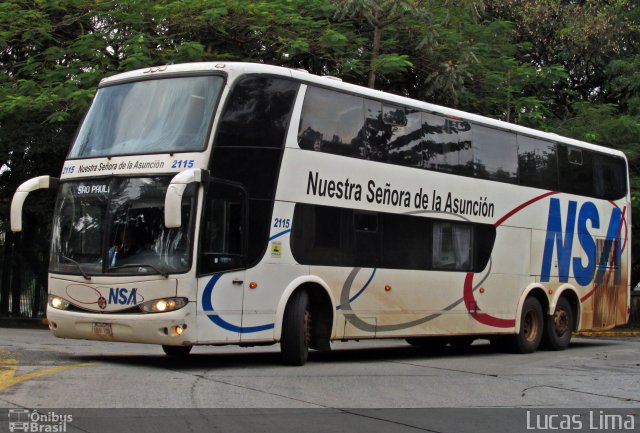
[11,176,59,232]
[164,169,204,228]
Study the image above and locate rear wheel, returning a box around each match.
[162,345,192,357]
[542,297,574,351]
[281,290,311,366]
[509,297,543,354]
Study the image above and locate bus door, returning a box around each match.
[197,180,247,342]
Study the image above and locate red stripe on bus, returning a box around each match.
[494,191,559,228]
[463,273,515,328]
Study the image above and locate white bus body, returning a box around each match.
[12,63,630,365]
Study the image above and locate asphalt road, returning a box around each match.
[0,328,639,432]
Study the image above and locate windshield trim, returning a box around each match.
[65,72,227,161]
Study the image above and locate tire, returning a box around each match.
[405,337,448,349]
[281,290,311,366]
[162,345,192,357]
[542,297,574,351]
[509,297,543,354]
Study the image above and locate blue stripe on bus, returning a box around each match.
[336,268,377,310]
[202,273,275,333]
[269,229,291,241]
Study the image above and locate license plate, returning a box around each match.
[92,322,113,337]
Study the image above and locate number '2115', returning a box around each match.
[273,218,290,229]
[171,159,194,169]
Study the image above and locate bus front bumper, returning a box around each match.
[46,302,196,346]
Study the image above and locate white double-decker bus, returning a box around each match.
[11,62,630,365]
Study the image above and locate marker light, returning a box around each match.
[48,295,70,310]
[140,297,188,313]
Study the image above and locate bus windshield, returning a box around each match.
[50,177,196,276]
[68,75,224,158]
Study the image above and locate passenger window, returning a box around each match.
[517,135,558,190]
[291,204,494,272]
[432,222,473,271]
[298,87,366,157]
[593,154,627,200]
[473,125,518,183]
[558,145,594,197]
[365,101,422,167]
[422,113,473,176]
[217,76,298,149]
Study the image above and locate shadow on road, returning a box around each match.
[64,338,615,370]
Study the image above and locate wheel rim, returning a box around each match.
[303,308,311,347]
[554,308,570,337]
[523,309,540,342]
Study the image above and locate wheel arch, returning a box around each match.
[515,284,550,334]
[274,276,335,344]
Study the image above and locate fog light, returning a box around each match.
[140,297,188,313]
[48,295,70,310]
[174,325,185,335]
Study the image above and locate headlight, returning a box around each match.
[139,297,188,313]
[48,295,70,310]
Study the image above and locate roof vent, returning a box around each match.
[323,76,343,82]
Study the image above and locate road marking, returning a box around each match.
[0,351,94,392]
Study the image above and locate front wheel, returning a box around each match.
[281,290,311,366]
[509,297,543,354]
[542,297,574,351]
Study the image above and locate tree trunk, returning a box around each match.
[368,16,382,89]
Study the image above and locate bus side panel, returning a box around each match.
[196,270,244,343]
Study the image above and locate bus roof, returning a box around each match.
[99,62,627,160]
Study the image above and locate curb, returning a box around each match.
[574,331,640,337]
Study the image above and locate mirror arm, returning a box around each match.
[11,176,59,232]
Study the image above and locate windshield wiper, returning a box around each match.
[59,254,91,281]
[109,263,169,278]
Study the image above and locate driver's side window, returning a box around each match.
[199,181,246,274]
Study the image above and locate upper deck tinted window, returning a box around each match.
[365,100,422,167]
[217,76,299,148]
[517,135,558,190]
[298,87,366,157]
[593,154,627,200]
[422,113,473,176]
[473,125,518,183]
[558,144,594,196]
